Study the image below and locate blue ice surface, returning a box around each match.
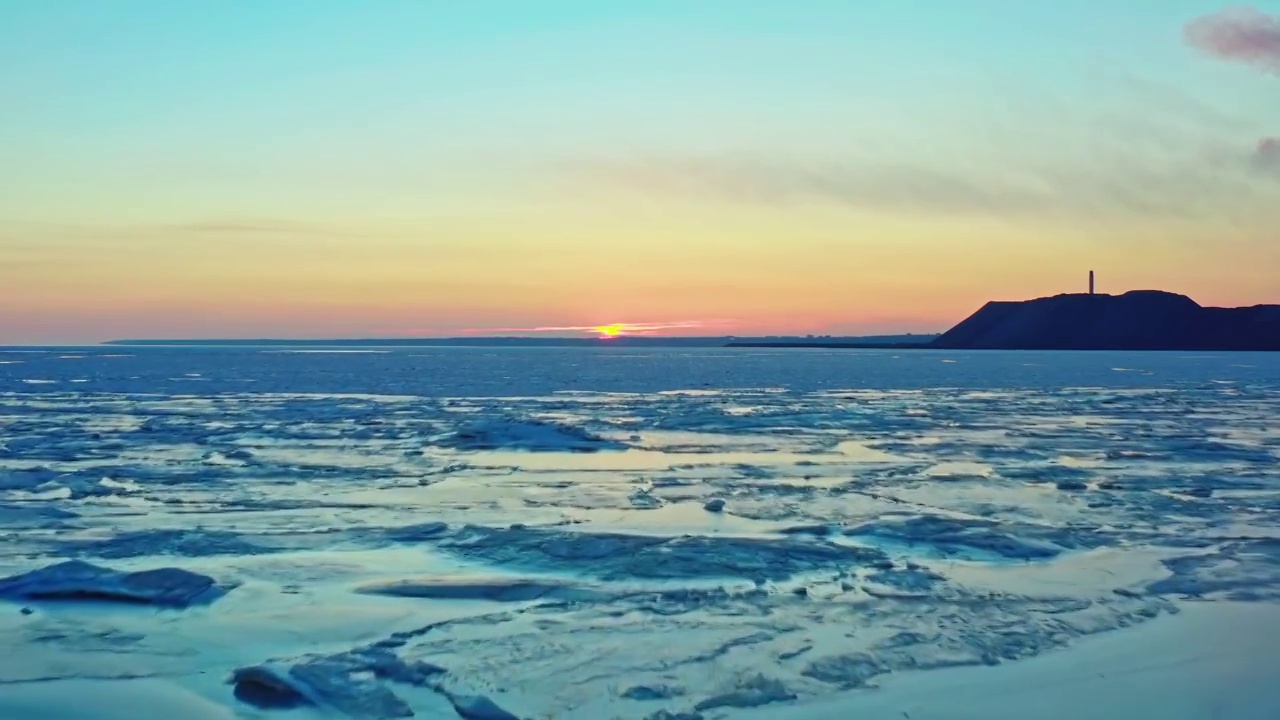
[0,345,1277,720]
[2,346,1278,396]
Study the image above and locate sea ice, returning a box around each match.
[0,348,1276,719]
[431,418,626,452]
[692,674,797,711]
[356,575,600,602]
[231,659,415,719]
[843,515,1068,561]
[447,693,523,720]
[0,560,229,608]
[436,524,888,581]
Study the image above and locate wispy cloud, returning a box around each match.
[0,259,71,273]
[1092,69,1258,131]
[1182,11,1280,183]
[568,149,1273,225]
[168,220,351,237]
[1185,6,1280,75]
[572,157,1051,216]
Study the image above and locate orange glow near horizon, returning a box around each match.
[5,205,1279,344]
[457,320,753,339]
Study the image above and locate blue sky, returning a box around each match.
[2,1,1277,341]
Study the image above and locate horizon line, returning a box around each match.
[92,331,940,344]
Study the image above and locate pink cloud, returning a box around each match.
[1255,136,1280,173]
[467,319,742,336]
[358,319,747,338]
[1185,6,1280,74]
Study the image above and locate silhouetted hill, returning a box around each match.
[933,291,1280,350]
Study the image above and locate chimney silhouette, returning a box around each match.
[1089,270,1095,295]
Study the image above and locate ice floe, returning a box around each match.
[0,560,230,608]
[431,418,627,452]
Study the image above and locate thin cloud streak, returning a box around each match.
[1185,6,1280,75]
[572,157,1050,216]
[465,320,742,336]
[569,149,1276,225]
[167,220,355,238]
[361,320,744,337]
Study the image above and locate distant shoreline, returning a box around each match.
[725,341,933,349]
[74,288,1280,353]
[102,334,940,349]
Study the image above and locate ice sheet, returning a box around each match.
[0,347,1277,719]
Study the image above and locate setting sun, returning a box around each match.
[594,324,626,339]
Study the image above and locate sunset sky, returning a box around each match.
[3,1,1278,343]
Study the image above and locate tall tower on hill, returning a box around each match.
[1089,270,1095,295]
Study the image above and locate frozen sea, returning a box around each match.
[1,346,1278,720]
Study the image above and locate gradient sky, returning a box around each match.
[3,1,1278,343]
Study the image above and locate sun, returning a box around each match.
[594,323,626,339]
